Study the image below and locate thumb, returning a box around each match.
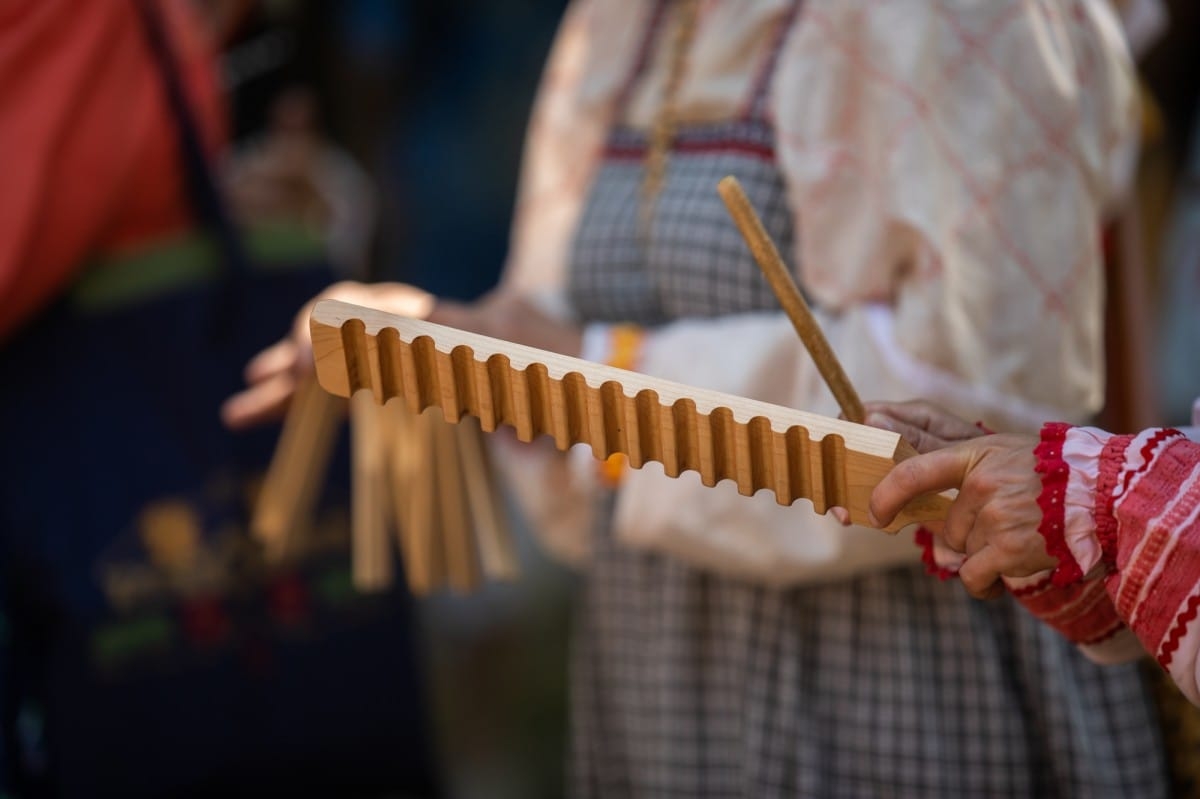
[869,444,973,527]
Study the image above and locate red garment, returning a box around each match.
[1021,420,1200,704]
[0,0,224,342]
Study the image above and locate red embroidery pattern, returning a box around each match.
[1007,573,1053,598]
[1120,429,1186,500]
[1080,620,1126,647]
[1118,447,1200,650]
[1012,577,1123,645]
[1159,593,1200,671]
[1036,422,1081,586]
[604,138,775,163]
[913,526,956,581]
[1094,434,1135,568]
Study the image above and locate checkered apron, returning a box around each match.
[563,4,1169,797]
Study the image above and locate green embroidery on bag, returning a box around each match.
[316,567,357,606]
[92,614,174,670]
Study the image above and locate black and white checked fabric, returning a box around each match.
[568,120,792,325]
[563,114,1169,796]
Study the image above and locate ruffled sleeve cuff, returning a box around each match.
[1062,426,1129,576]
[1035,423,1084,586]
[1037,423,1135,585]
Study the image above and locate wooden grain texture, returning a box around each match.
[456,417,519,580]
[433,412,481,593]
[311,300,950,532]
[718,175,865,423]
[401,407,441,595]
[251,376,342,560]
[350,390,393,590]
[380,399,422,590]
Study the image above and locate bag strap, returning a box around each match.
[132,0,251,280]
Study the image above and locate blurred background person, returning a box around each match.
[0,1,439,795]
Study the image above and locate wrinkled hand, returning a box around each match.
[429,291,583,356]
[221,281,434,429]
[862,400,986,454]
[830,400,985,526]
[869,434,1058,598]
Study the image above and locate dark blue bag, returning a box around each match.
[0,3,436,796]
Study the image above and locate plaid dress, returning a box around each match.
[562,6,1169,797]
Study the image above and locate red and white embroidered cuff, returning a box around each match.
[1036,422,1083,586]
[1007,571,1126,646]
[1058,426,1117,577]
[914,525,961,580]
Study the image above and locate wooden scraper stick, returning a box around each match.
[717,175,866,424]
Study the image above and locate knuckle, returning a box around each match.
[976,503,1005,529]
[896,461,925,493]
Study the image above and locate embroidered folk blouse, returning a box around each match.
[1010,400,1200,703]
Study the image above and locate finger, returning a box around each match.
[221,371,297,429]
[245,340,298,384]
[863,411,949,455]
[941,495,979,553]
[979,525,1058,578]
[427,301,475,332]
[928,531,967,573]
[293,298,320,346]
[830,507,851,526]
[863,400,944,432]
[869,446,973,527]
[957,546,1007,599]
[864,400,981,444]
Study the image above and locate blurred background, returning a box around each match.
[1,0,1199,797]
[219,2,578,797]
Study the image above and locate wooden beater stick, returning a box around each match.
[717,176,866,424]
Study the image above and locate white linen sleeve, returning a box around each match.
[773,0,1138,421]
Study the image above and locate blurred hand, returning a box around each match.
[869,434,1057,598]
[429,291,583,357]
[225,89,328,233]
[861,400,986,454]
[221,281,434,429]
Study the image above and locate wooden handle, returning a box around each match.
[310,300,950,532]
[718,176,865,424]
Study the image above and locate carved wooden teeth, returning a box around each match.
[334,319,850,511]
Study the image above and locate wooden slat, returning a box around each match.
[251,376,343,560]
[350,390,393,590]
[433,416,481,593]
[456,418,519,580]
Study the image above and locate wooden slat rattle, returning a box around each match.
[310,300,949,532]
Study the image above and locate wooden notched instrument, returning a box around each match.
[310,300,949,532]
